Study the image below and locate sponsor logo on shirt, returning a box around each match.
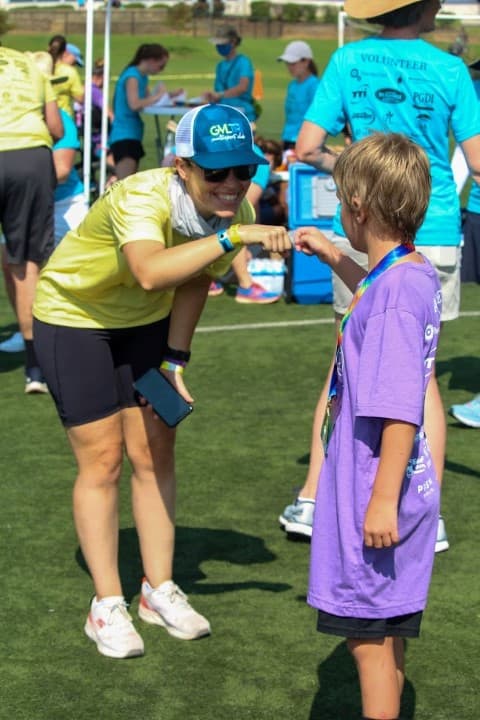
[375,88,406,104]
[407,444,429,478]
[424,323,439,341]
[425,354,436,373]
[416,113,431,127]
[417,477,435,498]
[351,85,368,102]
[351,109,375,124]
[412,91,434,112]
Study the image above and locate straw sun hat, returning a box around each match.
[344,0,420,19]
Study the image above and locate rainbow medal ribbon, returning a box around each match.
[321,242,415,455]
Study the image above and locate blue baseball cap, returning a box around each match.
[66,43,84,67]
[175,104,268,169]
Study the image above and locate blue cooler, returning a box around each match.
[286,164,339,304]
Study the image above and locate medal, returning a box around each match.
[321,242,415,455]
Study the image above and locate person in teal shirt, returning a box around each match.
[461,62,480,283]
[277,40,319,150]
[281,0,480,566]
[204,26,256,122]
[109,44,180,179]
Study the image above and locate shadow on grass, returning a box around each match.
[286,532,311,544]
[0,323,24,373]
[76,524,291,602]
[0,321,18,338]
[309,640,416,720]
[223,283,237,299]
[444,457,480,480]
[436,355,480,394]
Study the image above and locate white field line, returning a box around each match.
[110,73,215,81]
[160,74,215,80]
[196,309,480,334]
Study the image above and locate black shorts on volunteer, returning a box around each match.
[0,146,56,264]
[110,139,145,164]
[33,316,170,427]
[316,609,423,639]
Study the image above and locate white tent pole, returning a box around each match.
[83,0,94,204]
[338,11,345,48]
[99,0,112,195]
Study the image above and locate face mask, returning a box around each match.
[216,43,232,57]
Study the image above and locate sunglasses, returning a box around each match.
[188,161,257,183]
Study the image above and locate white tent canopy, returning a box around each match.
[83,0,112,201]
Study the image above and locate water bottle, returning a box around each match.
[163,129,175,159]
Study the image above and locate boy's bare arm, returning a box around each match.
[363,420,417,549]
[292,227,367,292]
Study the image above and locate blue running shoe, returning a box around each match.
[208,281,224,297]
[0,331,25,353]
[279,497,315,538]
[449,395,480,428]
[236,282,280,305]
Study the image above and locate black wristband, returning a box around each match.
[166,345,191,363]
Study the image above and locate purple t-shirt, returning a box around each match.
[308,258,442,619]
[91,84,103,110]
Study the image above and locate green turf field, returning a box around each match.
[1,273,479,719]
[1,29,480,720]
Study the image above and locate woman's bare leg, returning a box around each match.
[123,406,176,586]
[67,413,125,599]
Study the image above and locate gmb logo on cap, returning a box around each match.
[209,122,246,140]
[175,103,269,169]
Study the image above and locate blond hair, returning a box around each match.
[333,132,431,243]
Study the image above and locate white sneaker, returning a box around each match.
[280,497,315,538]
[138,579,211,640]
[25,366,48,394]
[435,515,450,554]
[84,595,144,658]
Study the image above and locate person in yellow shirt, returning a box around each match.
[47,34,84,117]
[0,45,62,393]
[33,104,292,660]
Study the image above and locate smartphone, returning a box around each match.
[133,368,193,428]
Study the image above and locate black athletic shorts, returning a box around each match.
[0,147,56,264]
[110,139,145,164]
[461,209,480,283]
[316,609,423,639]
[33,316,170,427]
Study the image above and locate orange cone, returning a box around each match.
[253,69,264,100]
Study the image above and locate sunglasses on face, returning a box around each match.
[189,162,257,183]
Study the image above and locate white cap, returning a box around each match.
[277,41,313,64]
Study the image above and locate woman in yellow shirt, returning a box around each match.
[0,46,62,393]
[33,104,292,660]
[48,34,84,117]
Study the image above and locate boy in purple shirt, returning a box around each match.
[292,133,441,720]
